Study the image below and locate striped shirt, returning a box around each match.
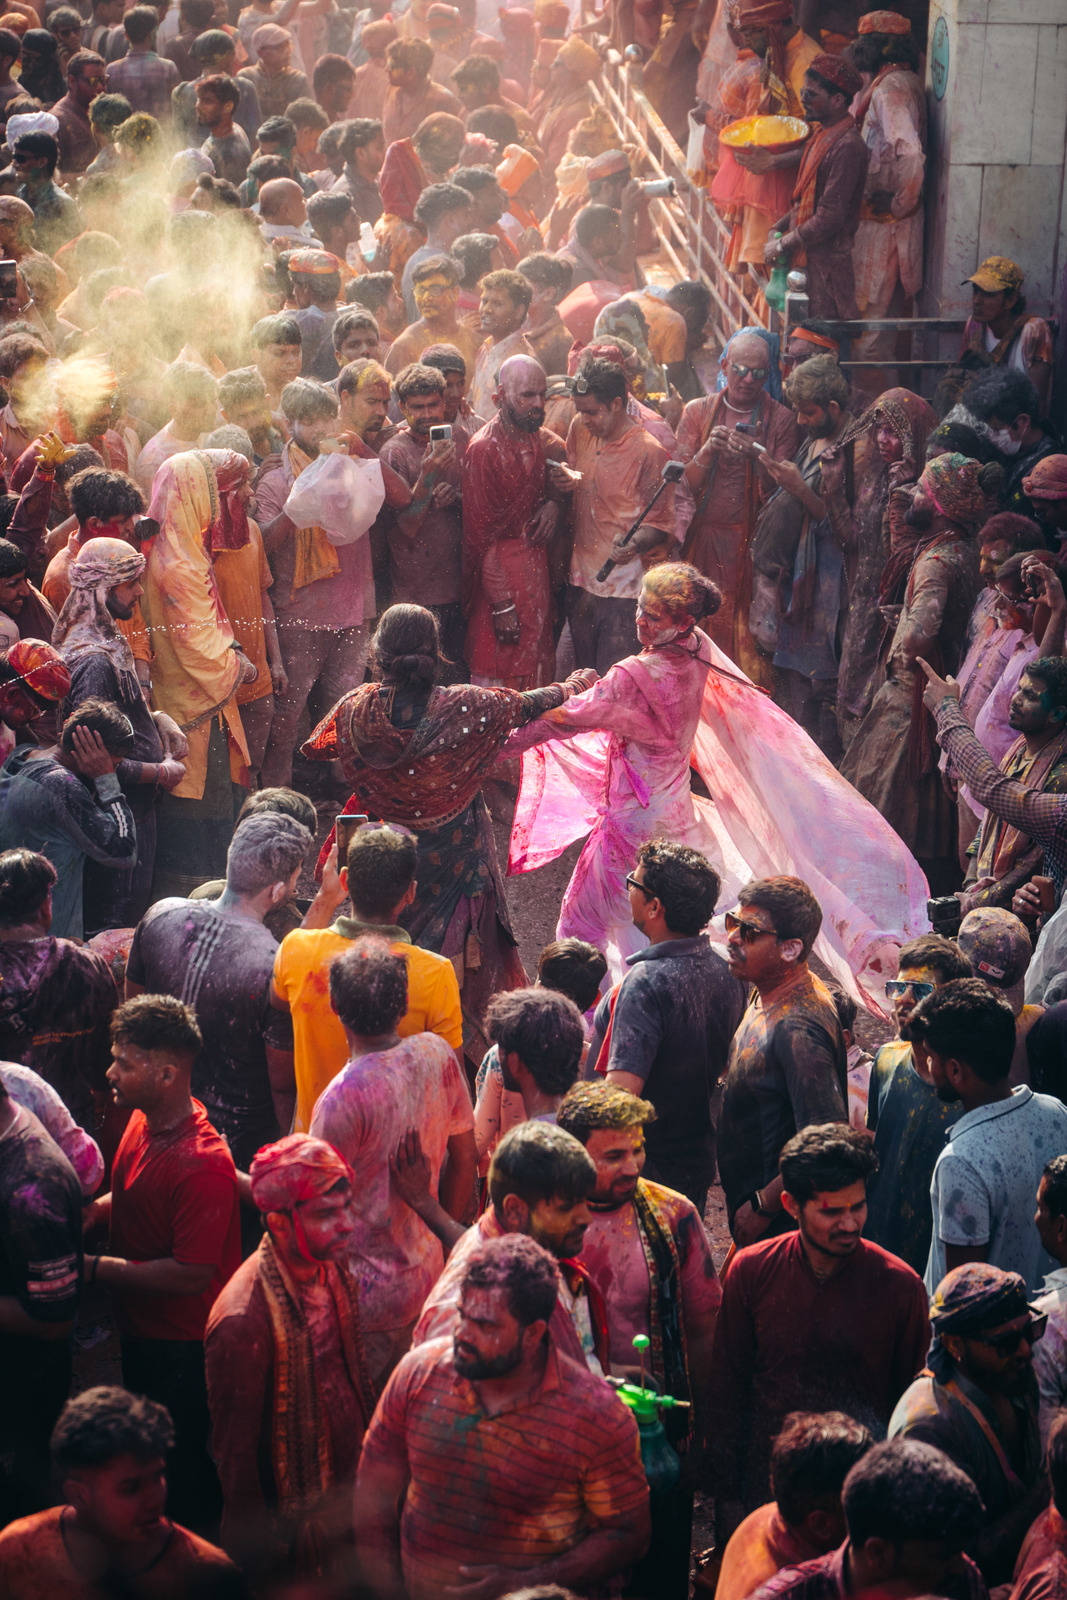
[357,1334,648,1600]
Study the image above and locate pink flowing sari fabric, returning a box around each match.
[506,631,931,1017]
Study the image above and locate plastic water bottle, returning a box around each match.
[765,234,789,314]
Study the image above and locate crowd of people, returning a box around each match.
[0,0,1066,1596]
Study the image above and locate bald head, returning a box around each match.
[259,178,307,226]
[496,354,547,432]
[499,354,545,395]
[0,196,35,242]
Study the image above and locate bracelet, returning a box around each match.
[88,1255,99,1284]
[492,602,518,617]
[751,1189,766,1216]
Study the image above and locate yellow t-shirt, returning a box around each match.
[273,921,464,1132]
[630,292,688,367]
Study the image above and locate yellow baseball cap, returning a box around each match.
[964,255,1024,293]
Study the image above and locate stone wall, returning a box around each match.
[921,0,1067,330]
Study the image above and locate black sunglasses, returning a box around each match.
[971,1312,1047,1358]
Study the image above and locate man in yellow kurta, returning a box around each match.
[141,450,255,897]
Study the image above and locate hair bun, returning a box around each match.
[697,576,723,619]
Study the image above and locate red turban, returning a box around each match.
[858,8,910,31]
[288,248,341,276]
[809,52,863,97]
[734,0,793,24]
[250,1134,355,1213]
[4,637,71,701]
[1023,455,1067,502]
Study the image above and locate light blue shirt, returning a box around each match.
[926,1085,1067,1294]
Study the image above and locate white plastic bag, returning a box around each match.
[686,109,709,187]
[282,452,385,546]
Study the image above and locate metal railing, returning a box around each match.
[589,47,770,351]
[589,49,974,382]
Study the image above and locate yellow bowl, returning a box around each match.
[719,114,810,154]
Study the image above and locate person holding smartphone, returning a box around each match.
[379,361,468,672]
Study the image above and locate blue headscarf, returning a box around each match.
[716,325,783,402]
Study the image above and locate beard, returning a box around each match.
[935,1082,963,1103]
[502,400,544,433]
[107,595,135,621]
[804,412,838,439]
[453,1337,524,1379]
[988,1360,1034,1398]
[904,502,934,530]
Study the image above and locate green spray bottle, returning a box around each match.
[765,236,789,315]
[607,1334,690,1496]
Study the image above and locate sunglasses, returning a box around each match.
[885,979,935,1000]
[725,911,777,943]
[625,873,651,896]
[971,1313,1047,1358]
[728,362,769,381]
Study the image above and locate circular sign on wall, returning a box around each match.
[931,14,950,100]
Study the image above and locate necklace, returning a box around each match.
[722,396,755,415]
[59,1508,174,1579]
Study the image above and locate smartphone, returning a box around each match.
[335,813,369,862]
[429,424,452,444]
[553,462,583,484]
[0,260,17,299]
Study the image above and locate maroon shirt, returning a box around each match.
[379,422,468,607]
[750,1538,987,1600]
[708,1231,930,1512]
[205,1243,368,1552]
[51,93,96,176]
[789,120,870,320]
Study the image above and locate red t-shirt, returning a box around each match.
[109,1101,241,1342]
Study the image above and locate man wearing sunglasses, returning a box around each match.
[717,875,848,1247]
[863,933,970,1277]
[890,1260,1047,1584]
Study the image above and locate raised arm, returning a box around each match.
[924,664,1067,856]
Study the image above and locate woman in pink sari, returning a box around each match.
[509,563,725,967]
[508,561,931,1014]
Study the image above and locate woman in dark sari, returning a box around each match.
[303,604,593,1063]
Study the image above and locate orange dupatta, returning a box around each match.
[286,440,341,592]
[790,114,857,266]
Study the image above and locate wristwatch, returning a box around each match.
[750,1188,767,1215]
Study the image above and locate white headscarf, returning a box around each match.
[52,536,145,678]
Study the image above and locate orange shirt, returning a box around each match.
[629,291,688,367]
[272,917,464,1132]
[42,534,152,665]
[0,1507,236,1600]
[717,1502,825,1600]
[212,518,272,707]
